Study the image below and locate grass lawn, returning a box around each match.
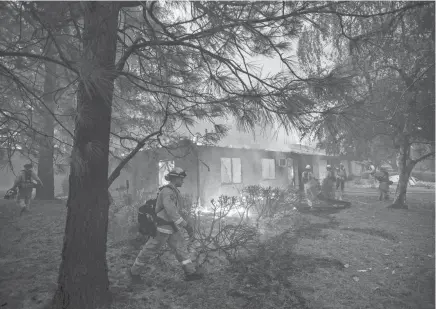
[0,191,434,309]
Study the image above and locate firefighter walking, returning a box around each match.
[302,165,314,208]
[10,163,43,215]
[376,168,391,201]
[129,167,204,283]
[322,165,336,199]
[336,163,347,200]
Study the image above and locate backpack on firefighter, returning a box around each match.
[19,169,36,189]
[137,185,179,237]
[138,197,159,237]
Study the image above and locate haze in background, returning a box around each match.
[186,48,319,151]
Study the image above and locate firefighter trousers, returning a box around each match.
[304,183,314,207]
[131,230,196,276]
[16,188,32,209]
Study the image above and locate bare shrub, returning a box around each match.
[183,195,258,267]
[180,186,303,268]
[241,185,300,227]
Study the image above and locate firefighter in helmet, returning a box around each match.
[336,163,347,200]
[377,167,390,201]
[302,165,314,207]
[11,163,43,215]
[129,167,204,283]
[322,164,336,199]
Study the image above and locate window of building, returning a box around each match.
[221,157,242,184]
[261,158,276,179]
[158,160,175,186]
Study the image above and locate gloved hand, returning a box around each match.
[185,224,194,238]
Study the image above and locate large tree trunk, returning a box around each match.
[36,39,56,200]
[51,3,119,309]
[390,141,415,209]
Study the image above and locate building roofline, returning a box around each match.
[141,144,359,160]
[195,144,329,157]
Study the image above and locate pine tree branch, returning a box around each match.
[411,151,435,165]
[115,37,143,73]
[0,109,73,148]
[108,106,170,186]
[0,63,75,139]
[0,51,78,73]
[320,2,428,18]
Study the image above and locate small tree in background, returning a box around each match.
[299,2,435,209]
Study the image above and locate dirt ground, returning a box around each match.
[0,190,434,309]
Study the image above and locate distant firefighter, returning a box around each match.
[302,165,314,207]
[321,165,336,199]
[10,163,43,215]
[375,168,391,201]
[336,163,347,200]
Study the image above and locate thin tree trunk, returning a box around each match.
[36,39,56,200]
[51,3,119,309]
[390,142,414,209]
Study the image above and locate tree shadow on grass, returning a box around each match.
[278,254,346,274]
[228,222,348,309]
[294,204,346,240]
[296,220,340,240]
[297,204,351,216]
[340,227,398,242]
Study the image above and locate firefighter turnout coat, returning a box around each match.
[155,184,187,234]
